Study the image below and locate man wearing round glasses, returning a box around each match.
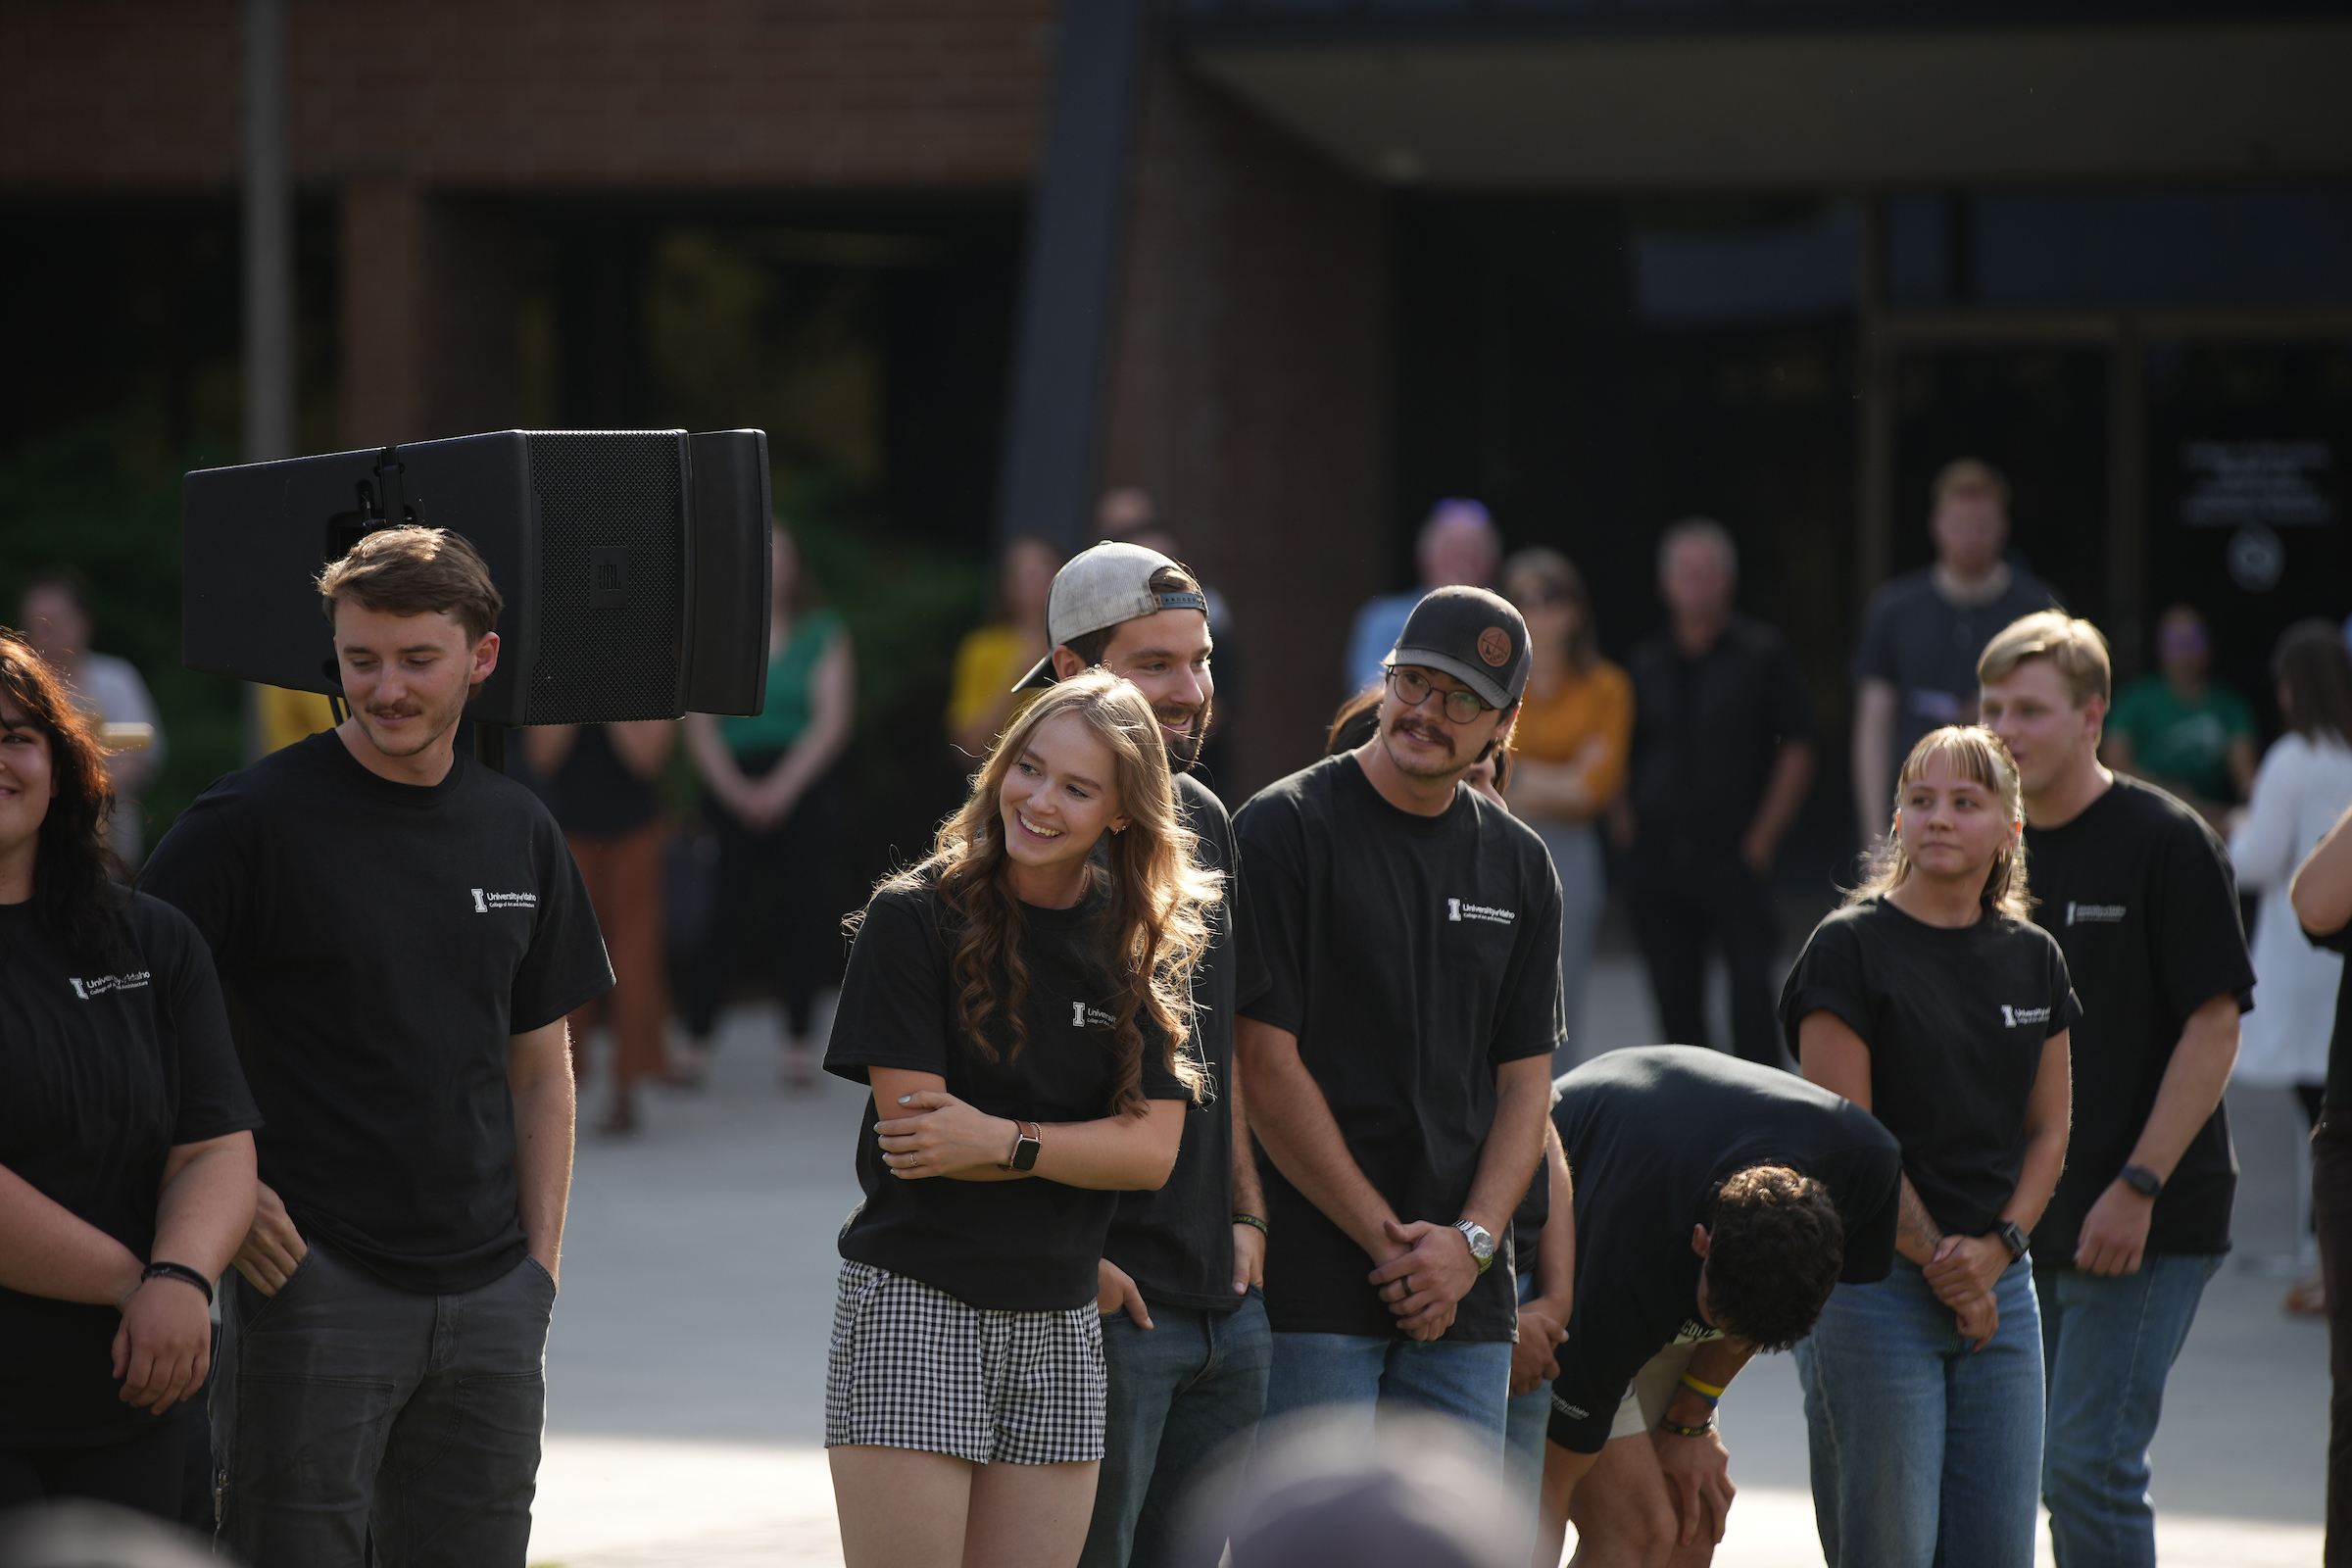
[1234,585,1566,1449]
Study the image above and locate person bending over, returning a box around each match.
[1534,1047,1900,1568]
[822,671,1216,1568]
[143,528,612,1568]
[1786,726,2076,1568]
[0,633,258,1523]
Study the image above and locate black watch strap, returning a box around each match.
[2118,1163,2164,1199]
[140,1261,215,1306]
[1995,1221,2030,1262]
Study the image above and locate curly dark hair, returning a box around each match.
[0,629,133,968]
[1701,1164,1845,1351]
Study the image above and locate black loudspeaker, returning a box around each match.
[182,430,773,723]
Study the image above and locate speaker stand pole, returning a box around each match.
[475,721,507,775]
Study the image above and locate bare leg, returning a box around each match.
[962,1458,1099,1568]
[1565,1432,1712,1568]
[830,1445,973,1568]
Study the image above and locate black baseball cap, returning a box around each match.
[1386,586,1530,710]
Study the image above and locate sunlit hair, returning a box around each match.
[1979,610,2111,710]
[0,630,132,967]
[863,669,1215,1115]
[318,526,504,643]
[1848,725,2032,921]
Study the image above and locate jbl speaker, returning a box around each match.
[182,429,773,723]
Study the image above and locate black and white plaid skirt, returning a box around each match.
[824,1260,1106,1465]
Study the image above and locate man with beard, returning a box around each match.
[1236,587,1563,1446]
[142,528,612,1567]
[1011,541,1269,1568]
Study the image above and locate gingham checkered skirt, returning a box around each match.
[824,1260,1106,1464]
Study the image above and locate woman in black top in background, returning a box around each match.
[1781,725,2074,1568]
[823,670,1216,1568]
[0,632,259,1520]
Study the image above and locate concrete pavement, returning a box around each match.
[526,954,2328,1566]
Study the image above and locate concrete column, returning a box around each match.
[1098,53,1387,795]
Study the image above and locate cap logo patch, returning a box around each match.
[1478,626,1511,666]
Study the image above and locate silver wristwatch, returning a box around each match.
[1453,1219,1497,1273]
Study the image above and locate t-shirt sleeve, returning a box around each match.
[824,889,955,1080]
[1140,1021,1192,1102]
[1547,1297,1657,1454]
[1769,638,1816,744]
[1832,1140,1903,1284]
[1489,839,1567,1065]
[2152,813,2257,1018]
[1852,593,1899,686]
[509,820,615,1033]
[138,795,251,969]
[1234,800,1309,1033]
[150,901,263,1145]
[2043,934,2085,1037]
[1778,918,1871,1057]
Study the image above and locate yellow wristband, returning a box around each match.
[1680,1372,1728,1400]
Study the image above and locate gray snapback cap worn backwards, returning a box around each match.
[1013,540,1207,691]
[1386,585,1531,710]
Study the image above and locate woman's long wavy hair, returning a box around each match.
[1848,724,2033,921]
[873,669,1217,1116]
[0,630,132,967]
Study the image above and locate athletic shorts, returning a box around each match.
[823,1260,1106,1465]
[1606,1342,1704,1442]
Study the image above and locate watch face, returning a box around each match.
[1460,1223,1494,1258]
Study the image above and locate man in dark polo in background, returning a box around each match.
[1617,519,1814,1068]
[1979,612,2252,1568]
[143,528,612,1568]
[1238,587,1561,1448]
[1851,458,2061,853]
[1014,541,1269,1568]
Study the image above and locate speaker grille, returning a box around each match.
[524,432,688,723]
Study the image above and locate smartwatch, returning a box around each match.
[2118,1163,2164,1200]
[1453,1220,1497,1273]
[1001,1121,1042,1172]
[1995,1221,2031,1262]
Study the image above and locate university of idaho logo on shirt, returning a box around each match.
[68,971,151,1001]
[2066,902,2126,925]
[2000,1004,2052,1029]
[1070,1002,1116,1030]
[470,888,539,913]
[1447,898,1516,926]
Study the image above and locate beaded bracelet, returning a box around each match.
[1232,1213,1269,1236]
[1657,1416,1714,1439]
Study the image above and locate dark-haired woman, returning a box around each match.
[824,669,1216,1568]
[0,632,260,1520]
[2230,619,2352,1314]
[1782,726,2074,1567]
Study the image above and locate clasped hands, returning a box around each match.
[1922,1232,2009,1349]
[876,1090,1012,1179]
[1370,1218,1481,1342]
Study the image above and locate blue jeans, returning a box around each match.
[1795,1255,2044,1568]
[1265,1331,1514,1453]
[2035,1254,2221,1568]
[1080,1291,1271,1568]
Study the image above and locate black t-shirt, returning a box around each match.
[141,731,613,1295]
[2025,776,2254,1257]
[1625,616,1814,858]
[0,893,262,1447]
[823,878,1191,1312]
[527,725,661,837]
[1853,568,2063,769]
[1235,753,1564,1343]
[1781,895,2080,1238]
[1102,772,1262,1312]
[1545,1046,1901,1454]
[2309,917,2352,1110]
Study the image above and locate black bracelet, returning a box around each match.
[1232,1213,1269,1236]
[1657,1416,1714,1439]
[140,1261,214,1306]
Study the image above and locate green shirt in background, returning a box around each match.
[2106,673,2257,801]
[719,607,845,757]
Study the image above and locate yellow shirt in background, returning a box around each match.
[1510,660,1634,811]
[945,622,1036,740]
[257,684,336,755]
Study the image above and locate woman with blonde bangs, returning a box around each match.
[822,669,1215,1568]
[1780,726,2077,1567]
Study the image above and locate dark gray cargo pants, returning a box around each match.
[212,1240,556,1568]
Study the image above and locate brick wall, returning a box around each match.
[1099,52,1388,795]
[0,0,1054,190]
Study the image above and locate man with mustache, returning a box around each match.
[1235,587,1563,1446]
[1014,541,1267,1568]
[142,528,612,1567]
